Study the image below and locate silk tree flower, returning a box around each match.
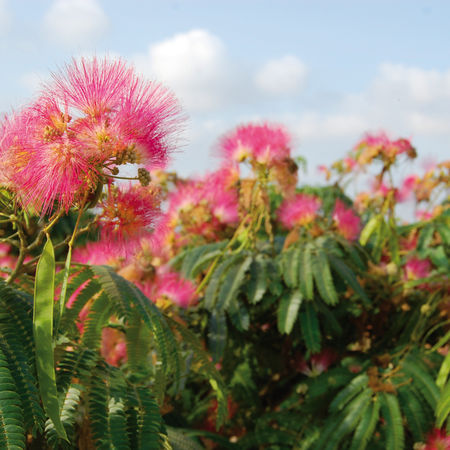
[0,57,182,214]
[396,174,420,202]
[72,240,126,268]
[101,326,127,367]
[0,112,34,190]
[9,98,100,214]
[218,123,298,195]
[204,169,239,224]
[97,183,160,251]
[332,199,361,241]
[218,123,291,166]
[404,256,431,281]
[354,132,416,165]
[48,57,182,168]
[164,169,239,243]
[140,269,197,308]
[295,348,337,377]
[277,193,321,229]
[423,428,450,450]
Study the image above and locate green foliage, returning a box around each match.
[33,237,67,441]
[0,345,26,449]
[0,256,228,449]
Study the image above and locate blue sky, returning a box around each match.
[1,0,449,180]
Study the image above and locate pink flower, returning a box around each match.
[332,199,361,241]
[396,174,419,202]
[164,168,239,242]
[355,132,415,164]
[404,257,431,281]
[416,209,434,221]
[72,240,126,268]
[0,57,182,214]
[343,157,357,170]
[218,123,291,166]
[277,193,321,228]
[101,326,127,367]
[0,243,15,279]
[296,349,337,377]
[49,57,182,168]
[141,269,197,308]
[423,428,450,450]
[97,183,160,252]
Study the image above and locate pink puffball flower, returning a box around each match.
[332,199,361,241]
[143,269,197,308]
[97,183,160,251]
[296,349,337,377]
[277,193,321,229]
[416,209,434,221]
[101,326,127,367]
[423,428,450,450]
[218,123,291,166]
[0,57,182,214]
[12,98,100,214]
[48,57,182,169]
[404,257,432,281]
[354,132,416,165]
[72,240,126,268]
[396,174,420,203]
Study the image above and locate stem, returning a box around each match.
[26,211,63,253]
[6,223,28,284]
[56,193,88,333]
[104,174,139,181]
[195,215,251,295]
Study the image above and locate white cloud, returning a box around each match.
[0,0,11,35]
[292,63,450,144]
[373,63,450,104]
[296,112,368,139]
[134,29,236,112]
[255,55,307,96]
[43,0,109,48]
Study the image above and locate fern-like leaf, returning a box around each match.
[246,254,268,304]
[299,302,321,354]
[401,358,440,410]
[0,346,25,449]
[436,380,450,428]
[204,254,242,310]
[216,255,252,312]
[312,248,338,305]
[166,317,227,428]
[349,397,380,450]
[46,384,83,448]
[208,310,227,363]
[398,387,430,442]
[329,373,369,413]
[277,289,303,335]
[299,243,314,300]
[379,392,404,450]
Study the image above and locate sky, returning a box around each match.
[1,0,450,182]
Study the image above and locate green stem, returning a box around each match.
[56,194,88,334]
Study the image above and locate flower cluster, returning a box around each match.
[353,132,416,166]
[277,193,321,228]
[218,123,298,195]
[0,57,182,215]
